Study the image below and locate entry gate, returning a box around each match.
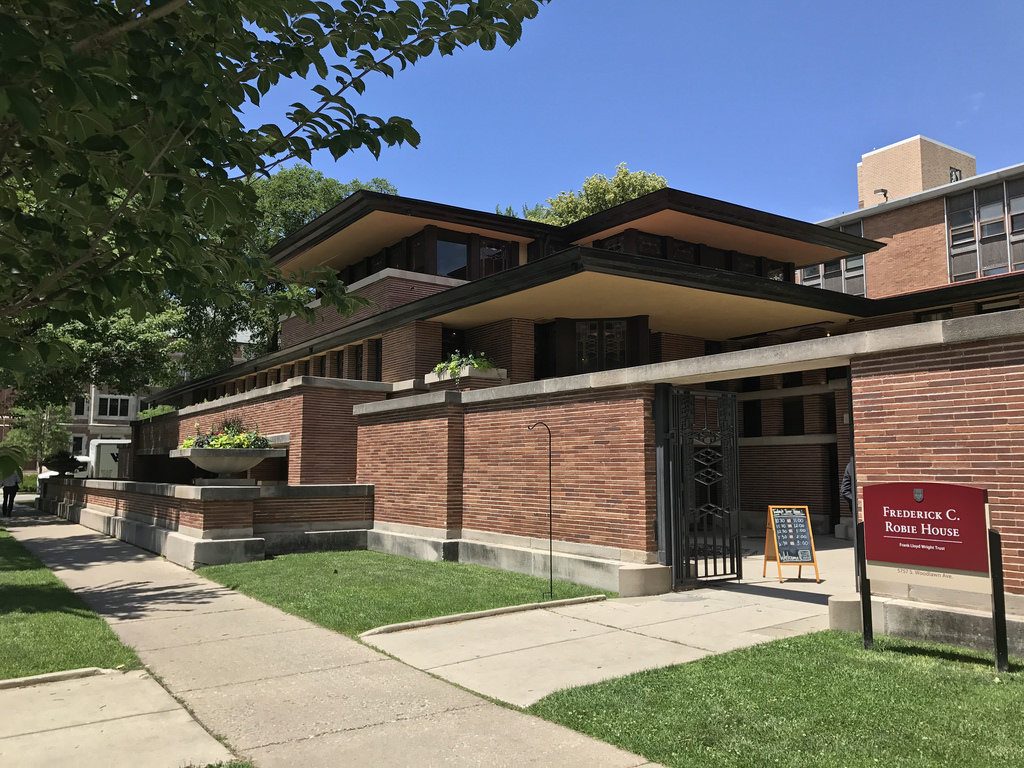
[655,385,742,587]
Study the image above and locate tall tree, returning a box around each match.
[251,167,397,253]
[175,167,399,377]
[0,0,545,379]
[499,163,668,226]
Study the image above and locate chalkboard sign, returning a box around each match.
[763,506,820,582]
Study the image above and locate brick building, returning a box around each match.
[42,165,1024,614]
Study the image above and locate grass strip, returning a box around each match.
[527,630,1023,768]
[199,549,613,637]
[0,529,139,680]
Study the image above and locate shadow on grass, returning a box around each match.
[877,635,1022,672]
[0,582,100,618]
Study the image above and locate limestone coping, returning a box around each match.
[63,479,373,500]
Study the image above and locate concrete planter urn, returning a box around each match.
[169,448,286,476]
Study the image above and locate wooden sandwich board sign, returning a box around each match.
[763,506,820,583]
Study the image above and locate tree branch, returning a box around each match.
[71,0,189,54]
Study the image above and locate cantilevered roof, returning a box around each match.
[270,187,882,275]
[563,188,880,267]
[158,245,1024,399]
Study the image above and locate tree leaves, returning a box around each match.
[0,0,546,382]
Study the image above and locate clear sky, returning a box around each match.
[251,0,1024,223]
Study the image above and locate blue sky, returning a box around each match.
[252,0,1024,223]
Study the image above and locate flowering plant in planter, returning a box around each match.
[179,418,271,449]
[432,350,493,386]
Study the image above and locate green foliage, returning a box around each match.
[432,350,493,385]
[135,404,176,421]
[2,405,71,469]
[0,0,546,382]
[528,631,1024,768]
[199,550,612,638]
[17,472,36,493]
[8,309,185,409]
[173,167,397,377]
[503,163,667,226]
[0,530,140,680]
[250,165,398,254]
[180,419,271,449]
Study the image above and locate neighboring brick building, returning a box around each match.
[805,137,1024,298]
[43,175,1024,615]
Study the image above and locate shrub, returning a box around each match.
[180,419,271,449]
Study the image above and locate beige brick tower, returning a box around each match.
[857,136,976,209]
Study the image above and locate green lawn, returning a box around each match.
[0,529,139,680]
[199,550,614,637]
[526,630,1023,768]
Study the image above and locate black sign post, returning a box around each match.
[763,506,820,583]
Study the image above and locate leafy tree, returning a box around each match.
[8,310,185,410]
[0,0,545,380]
[499,163,668,226]
[2,405,72,470]
[175,167,398,376]
[251,166,397,253]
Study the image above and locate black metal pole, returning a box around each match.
[528,421,553,599]
[989,529,1009,672]
[856,521,873,650]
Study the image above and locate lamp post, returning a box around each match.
[527,421,553,599]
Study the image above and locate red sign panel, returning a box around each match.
[862,482,989,574]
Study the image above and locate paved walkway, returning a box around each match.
[1,508,658,767]
[1,503,855,766]
[364,538,855,706]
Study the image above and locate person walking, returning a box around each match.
[2,468,22,517]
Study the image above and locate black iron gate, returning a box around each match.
[655,385,742,587]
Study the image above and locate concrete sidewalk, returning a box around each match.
[1,510,658,767]
[364,538,857,706]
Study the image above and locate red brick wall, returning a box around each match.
[356,403,463,530]
[382,321,442,381]
[740,445,835,523]
[462,389,656,552]
[281,275,453,348]
[852,338,1024,593]
[253,498,372,528]
[862,198,948,297]
[132,383,387,484]
[356,387,657,553]
[55,483,372,533]
[652,332,705,363]
[466,319,535,384]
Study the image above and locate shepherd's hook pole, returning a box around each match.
[527,421,553,599]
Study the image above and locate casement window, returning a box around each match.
[535,316,649,378]
[97,396,130,418]
[946,178,1024,281]
[799,222,865,296]
[72,397,86,417]
[72,436,84,454]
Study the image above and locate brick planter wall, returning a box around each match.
[133,379,388,485]
[356,386,658,555]
[852,338,1024,594]
[462,387,657,553]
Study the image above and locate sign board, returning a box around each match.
[763,506,820,582]
[862,482,990,592]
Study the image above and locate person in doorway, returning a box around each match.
[1,468,21,517]
[840,459,854,514]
